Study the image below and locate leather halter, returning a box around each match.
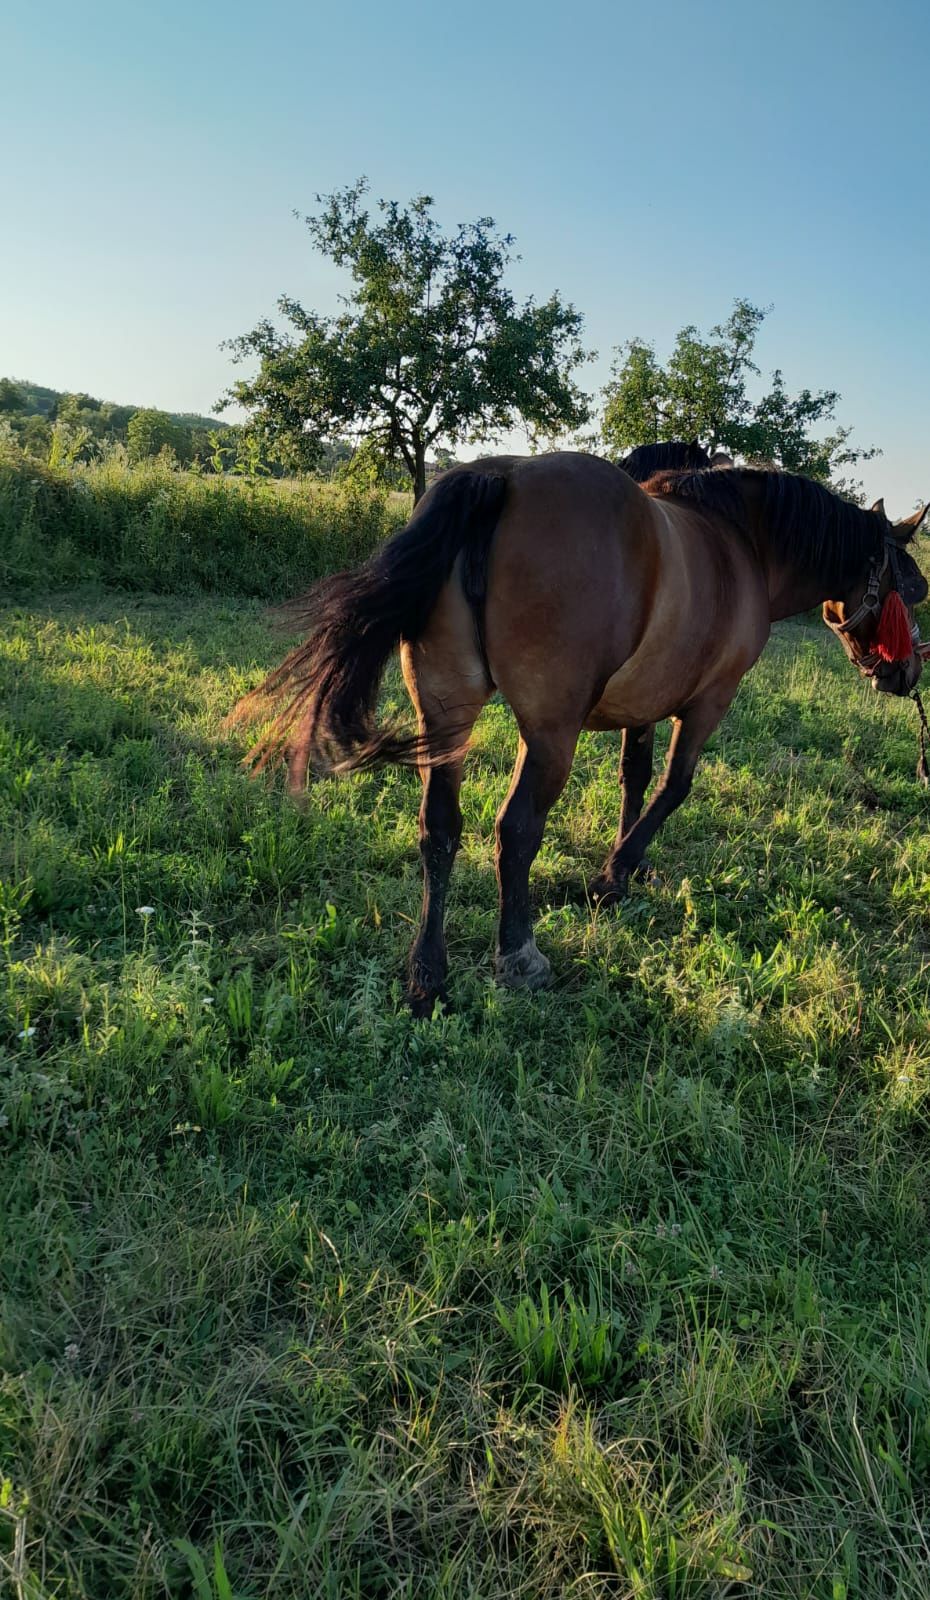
[823,535,930,785]
[827,544,890,638]
[824,539,923,677]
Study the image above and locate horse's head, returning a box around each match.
[823,500,930,695]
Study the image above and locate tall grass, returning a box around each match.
[0,444,409,598]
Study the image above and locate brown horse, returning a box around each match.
[231,454,929,1015]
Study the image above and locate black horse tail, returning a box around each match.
[228,468,508,792]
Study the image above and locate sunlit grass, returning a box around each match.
[2,587,930,1597]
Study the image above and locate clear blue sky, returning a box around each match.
[2,0,927,510]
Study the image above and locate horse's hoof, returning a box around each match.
[589,859,654,908]
[588,872,630,908]
[405,970,448,1019]
[407,990,438,1019]
[495,941,552,991]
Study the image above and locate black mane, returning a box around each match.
[619,440,710,482]
[644,466,884,588]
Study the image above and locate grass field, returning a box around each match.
[3,584,930,1598]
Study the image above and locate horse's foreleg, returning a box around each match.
[495,729,578,989]
[590,695,729,906]
[598,722,658,890]
[619,721,656,838]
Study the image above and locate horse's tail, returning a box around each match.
[227,468,508,791]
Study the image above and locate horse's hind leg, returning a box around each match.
[407,757,467,1017]
[495,727,578,989]
[401,641,488,1018]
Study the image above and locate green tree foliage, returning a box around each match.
[48,394,108,464]
[0,379,25,415]
[315,438,355,478]
[0,379,224,467]
[332,436,409,493]
[126,408,187,463]
[602,300,876,492]
[222,179,591,499]
[12,380,61,416]
[17,414,53,456]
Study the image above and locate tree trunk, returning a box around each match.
[413,436,427,504]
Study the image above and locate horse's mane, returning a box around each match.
[619,440,710,482]
[644,466,884,587]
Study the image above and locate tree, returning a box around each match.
[602,300,876,491]
[126,408,185,463]
[0,379,25,415]
[736,370,876,496]
[221,179,591,500]
[18,413,52,457]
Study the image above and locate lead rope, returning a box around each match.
[914,690,930,786]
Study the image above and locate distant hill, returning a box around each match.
[8,378,218,433]
[2,380,448,484]
[9,380,60,418]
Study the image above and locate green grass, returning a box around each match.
[3,586,930,1597]
[0,447,408,598]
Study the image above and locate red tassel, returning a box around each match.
[874,591,913,662]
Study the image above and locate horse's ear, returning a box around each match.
[893,502,930,541]
[870,497,886,517]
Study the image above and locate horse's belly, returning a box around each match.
[586,664,693,730]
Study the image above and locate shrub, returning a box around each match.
[0,441,409,598]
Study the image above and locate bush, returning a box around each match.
[0,441,410,598]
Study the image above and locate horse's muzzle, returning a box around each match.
[870,651,924,696]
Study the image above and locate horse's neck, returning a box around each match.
[653,489,833,622]
[738,482,834,621]
[765,565,830,622]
